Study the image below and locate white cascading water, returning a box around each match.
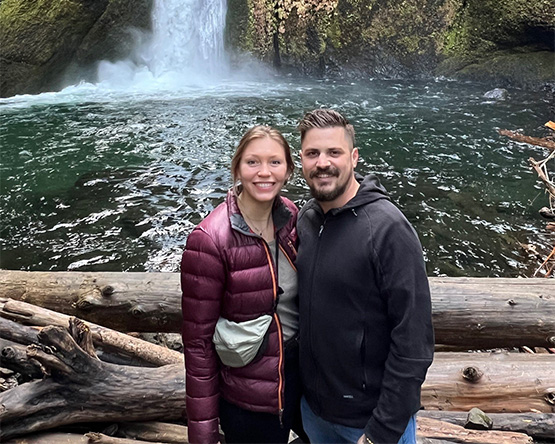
[96,0,229,90]
[146,0,228,78]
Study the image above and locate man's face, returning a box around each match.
[301,126,358,205]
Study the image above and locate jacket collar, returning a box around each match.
[227,189,292,237]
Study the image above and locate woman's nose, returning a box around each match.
[258,163,271,176]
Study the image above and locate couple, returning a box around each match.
[181,109,434,444]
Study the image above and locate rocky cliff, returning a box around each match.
[1,0,553,97]
[227,0,554,89]
[0,0,152,98]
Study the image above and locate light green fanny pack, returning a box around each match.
[213,315,273,368]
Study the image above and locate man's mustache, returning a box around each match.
[310,167,339,179]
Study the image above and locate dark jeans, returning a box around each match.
[219,338,308,443]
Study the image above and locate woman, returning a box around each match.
[181,126,302,444]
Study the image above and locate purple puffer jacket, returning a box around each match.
[181,190,298,444]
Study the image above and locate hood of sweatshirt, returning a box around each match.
[300,173,390,218]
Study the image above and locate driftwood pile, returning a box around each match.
[500,121,555,276]
[1,271,554,444]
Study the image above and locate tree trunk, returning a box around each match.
[422,352,555,413]
[418,411,555,440]
[0,298,183,367]
[0,320,186,441]
[417,417,532,444]
[1,271,554,348]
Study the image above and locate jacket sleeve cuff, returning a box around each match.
[364,416,403,444]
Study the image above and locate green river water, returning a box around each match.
[1,76,553,276]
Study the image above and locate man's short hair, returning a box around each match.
[298,108,355,148]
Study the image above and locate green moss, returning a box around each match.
[225,0,252,51]
[442,0,554,60]
[437,49,555,89]
[0,0,88,64]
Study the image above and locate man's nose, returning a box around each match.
[316,154,330,168]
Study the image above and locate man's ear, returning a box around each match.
[351,147,359,167]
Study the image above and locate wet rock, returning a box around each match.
[484,88,509,100]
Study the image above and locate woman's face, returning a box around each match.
[237,136,289,205]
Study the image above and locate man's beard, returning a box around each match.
[308,167,348,202]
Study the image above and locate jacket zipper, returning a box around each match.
[309,214,327,411]
[262,240,285,425]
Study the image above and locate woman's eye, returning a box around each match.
[271,160,282,165]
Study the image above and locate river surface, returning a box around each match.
[0,76,552,276]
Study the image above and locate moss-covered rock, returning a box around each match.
[227,0,554,89]
[0,0,152,97]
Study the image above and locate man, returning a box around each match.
[296,109,434,444]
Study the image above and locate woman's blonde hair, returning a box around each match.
[231,125,294,192]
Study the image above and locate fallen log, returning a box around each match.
[0,315,41,345]
[0,271,181,333]
[422,351,555,413]
[1,313,553,440]
[418,411,555,440]
[1,271,554,348]
[3,433,177,444]
[0,338,44,380]
[86,433,172,444]
[430,277,555,348]
[498,129,555,151]
[114,421,189,443]
[3,433,90,444]
[0,299,183,367]
[0,320,186,441]
[417,417,532,444]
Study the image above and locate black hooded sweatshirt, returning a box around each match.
[297,174,434,444]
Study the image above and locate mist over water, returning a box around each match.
[0,1,553,277]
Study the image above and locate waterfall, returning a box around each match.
[97,0,229,88]
[146,0,228,77]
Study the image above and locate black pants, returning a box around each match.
[219,338,308,443]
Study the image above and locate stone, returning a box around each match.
[484,88,509,100]
[465,407,493,430]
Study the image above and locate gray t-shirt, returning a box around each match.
[268,240,299,342]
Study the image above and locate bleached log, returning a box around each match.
[0,271,181,333]
[422,352,555,413]
[3,432,89,444]
[418,411,555,440]
[0,299,182,367]
[85,432,173,444]
[1,271,554,348]
[417,417,532,443]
